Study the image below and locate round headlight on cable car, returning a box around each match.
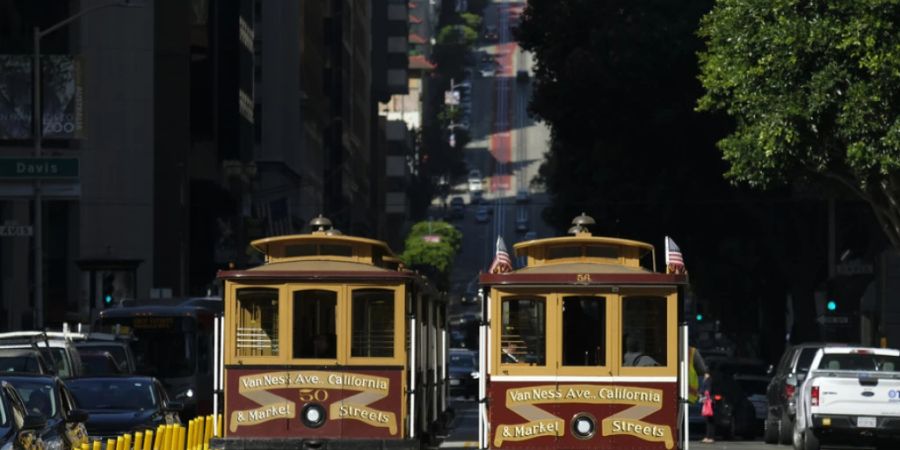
[301,404,327,428]
[571,413,596,440]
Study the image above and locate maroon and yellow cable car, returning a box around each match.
[477,214,688,449]
[212,216,449,449]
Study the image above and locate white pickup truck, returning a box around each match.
[793,346,900,450]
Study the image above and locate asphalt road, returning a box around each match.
[444,0,553,316]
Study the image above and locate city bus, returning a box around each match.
[211,216,450,449]
[477,214,689,449]
[95,299,222,419]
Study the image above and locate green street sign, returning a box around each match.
[0,158,79,179]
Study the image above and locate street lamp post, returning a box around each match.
[31,0,139,328]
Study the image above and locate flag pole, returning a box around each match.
[664,236,670,273]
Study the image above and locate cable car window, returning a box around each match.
[293,290,337,359]
[235,288,279,357]
[500,297,546,366]
[320,244,353,257]
[585,245,618,259]
[547,246,581,260]
[351,289,394,357]
[562,296,605,366]
[285,244,316,257]
[622,296,667,366]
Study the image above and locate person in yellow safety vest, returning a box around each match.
[687,346,710,403]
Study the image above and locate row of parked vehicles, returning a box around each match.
[0,295,223,449]
[764,343,900,450]
[0,329,186,449]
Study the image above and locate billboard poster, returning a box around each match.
[0,54,83,140]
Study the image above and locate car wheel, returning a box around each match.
[763,415,779,444]
[779,412,794,445]
[803,430,820,450]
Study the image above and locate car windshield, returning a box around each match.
[80,344,128,369]
[68,379,157,411]
[450,353,476,370]
[11,379,57,418]
[819,353,900,372]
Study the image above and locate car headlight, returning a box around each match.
[470,371,480,379]
[176,388,195,401]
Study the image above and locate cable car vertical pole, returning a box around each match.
[213,314,220,436]
[679,322,689,450]
[409,300,417,439]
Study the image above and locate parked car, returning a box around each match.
[687,375,759,440]
[1,374,90,450]
[67,376,181,442]
[515,209,529,232]
[482,24,498,41]
[449,196,465,219]
[73,334,137,374]
[515,189,529,204]
[475,207,489,223]
[516,69,530,83]
[764,342,846,445]
[79,351,123,376]
[735,374,771,433]
[794,347,900,450]
[0,380,46,450]
[0,332,84,378]
[0,349,53,375]
[449,349,478,399]
[479,64,496,77]
[468,170,483,193]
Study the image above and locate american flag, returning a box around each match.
[489,236,513,274]
[665,236,686,274]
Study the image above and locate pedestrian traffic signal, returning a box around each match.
[696,313,703,321]
[826,300,837,311]
[102,273,115,307]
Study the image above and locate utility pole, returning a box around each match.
[31,0,141,328]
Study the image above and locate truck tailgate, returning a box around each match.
[812,374,900,417]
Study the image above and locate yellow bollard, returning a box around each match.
[105,438,115,450]
[179,424,188,450]
[143,430,154,450]
[203,416,213,450]
[81,443,90,450]
[216,414,223,438]
[93,439,102,450]
[115,435,124,450]
[187,419,196,450]
[134,431,144,450]
[154,425,166,450]
[196,417,206,450]
[123,433,132,450]
[163,424,174,450]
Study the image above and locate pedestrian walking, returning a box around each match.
[700,373,715,443]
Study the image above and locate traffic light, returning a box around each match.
[826,300,837,312]
[696,313,704,321]
[102,273,115,307]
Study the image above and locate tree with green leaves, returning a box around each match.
[697,0,900,246]
[400,220,463,289]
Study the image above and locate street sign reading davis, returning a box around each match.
[0,158,79,179]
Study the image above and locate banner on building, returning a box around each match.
[0,55,84,140]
